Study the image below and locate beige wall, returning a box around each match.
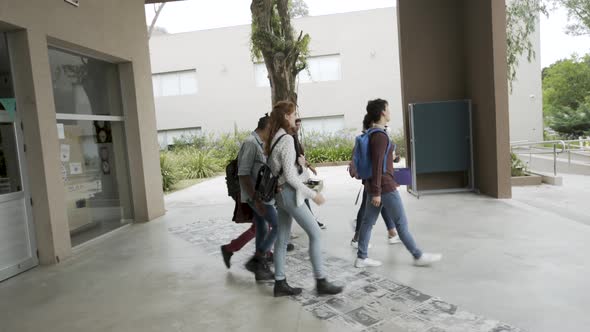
[149,8,403,134]
[398,0,511,198]
[0,0,165,263]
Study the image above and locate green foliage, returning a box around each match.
[558,0,590,36]
[289,0,309,18]
[160,152,178,192]
[506,0,547,91]
[302,130,355,164]
[543,54,590,137]
[511,152,528,177]
[178,148,222,179]
[390,129,407,159]
[546,102,590,137]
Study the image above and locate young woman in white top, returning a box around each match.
[266,101,343,297]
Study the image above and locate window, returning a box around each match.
[157,127,202,149]
[300,115,345,134]
[254,55,342,87]
[152,70,198,97]
[49,48,134,246]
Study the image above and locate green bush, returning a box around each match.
[160,152,179,192]
[178,148,222,179]
[511,152,528,177]
[303,130,355,164]
[390,129,407,158]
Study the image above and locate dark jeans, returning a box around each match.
[249,201,278,254]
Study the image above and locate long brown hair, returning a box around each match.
[265,101,296,155]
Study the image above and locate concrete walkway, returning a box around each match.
[1,166,589,332]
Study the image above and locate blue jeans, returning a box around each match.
[274,184,325,281]
[355,188,395,233]
[248,201,278,254]
[357,190,422,259]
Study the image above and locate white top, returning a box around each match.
[269,128,317,207]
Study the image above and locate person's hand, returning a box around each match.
[309,164,318,176]
[297,155,306,168]
[255,199,266,215]
[312,193,326,205]
[371,195,381,207]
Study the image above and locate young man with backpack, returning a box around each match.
[220,114,278,281]
[353,99,442,268]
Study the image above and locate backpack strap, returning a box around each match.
[268,133,288,176]
[366,128,391,175]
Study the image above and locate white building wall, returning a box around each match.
[150,7,542,142]
[149,8,402,135]
[509,20,544,142]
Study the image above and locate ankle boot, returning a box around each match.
[274,279,302,297]
[255,261,274,281]
[316,278,343,295]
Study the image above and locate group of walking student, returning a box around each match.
[221,98,441,298]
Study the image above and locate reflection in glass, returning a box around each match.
[57,120,133,246]
[48,48,123,116]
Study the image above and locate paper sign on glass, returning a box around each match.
[57,123,65,139]
[69,162,83,175]
[60,144,70,162]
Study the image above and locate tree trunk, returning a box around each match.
[251,0,307,106]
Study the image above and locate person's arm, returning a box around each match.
[369,133,388,206]
[237,141,265,213]
[279,136,318,201]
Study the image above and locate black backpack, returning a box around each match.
[254,134,288,202]
[225,158,240,197]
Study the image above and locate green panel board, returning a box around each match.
[411,100,471,174]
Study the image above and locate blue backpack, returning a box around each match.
[351,128,391,180]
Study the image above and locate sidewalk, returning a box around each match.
[1,166,589,332]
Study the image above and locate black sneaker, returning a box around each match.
[317,221,326,229]
[287,243,295,252]
[221,245,233,269]
[274,279,303,297]
[316,278,343,295]
[255,261,274,282]
[245,256,258,273]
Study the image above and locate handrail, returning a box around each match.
[510,138,590,176]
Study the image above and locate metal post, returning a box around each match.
[553,144,557,176]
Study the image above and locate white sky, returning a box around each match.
[146,0,590,68]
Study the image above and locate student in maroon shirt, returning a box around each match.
[354,99,442,268]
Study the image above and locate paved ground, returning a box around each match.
[1,166,589,332]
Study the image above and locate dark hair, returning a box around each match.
[363,98,388,130]
[257,113,270,130]
[265,101,296,155]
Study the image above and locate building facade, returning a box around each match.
[0,0,168,282]
[149,7,542,147]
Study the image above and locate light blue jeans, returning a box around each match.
[274,184,325,281]
[357,190,423,260]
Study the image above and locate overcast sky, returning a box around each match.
[146,0,590,68]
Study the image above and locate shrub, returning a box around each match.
[511,152,528,177]
[160,152,179,192]
[178,148,222,179]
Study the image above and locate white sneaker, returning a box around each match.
[355,258,382,268]
[388,235,402,245]
[413,253,442,267]
[350,240,371,249]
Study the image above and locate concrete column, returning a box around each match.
[7,29,71,264]
[396,0,511,198]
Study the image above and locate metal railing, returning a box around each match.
[510,138,590,176]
